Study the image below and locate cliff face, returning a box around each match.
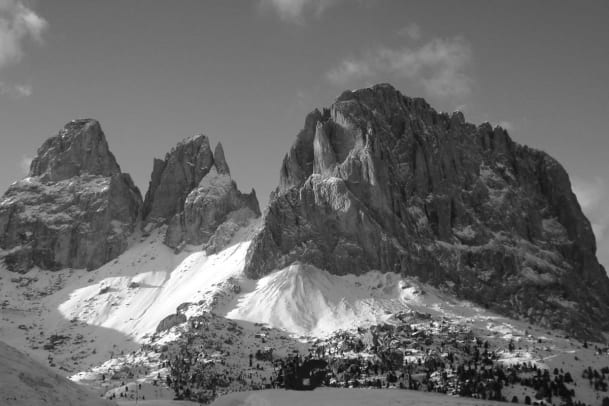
[245,84,609,338]
[143,136,260,252]
[0,119,142,272]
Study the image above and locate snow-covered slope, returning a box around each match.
[225,262,521,338]
[211,388,507,406]
[0,221,257,373]
[0,340,115,406]
[226,263,408,336]
[58,231,251,342]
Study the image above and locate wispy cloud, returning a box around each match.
[326,36,473,100]
[0,0,47,96]
[0,0,47,67]
[259,0,340,23]
[0,81,31,97]
[326,59,373,84]
[572,176,609,270]
[397,22,421,41]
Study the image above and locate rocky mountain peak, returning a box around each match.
[245,83,609,339]
[1,120,142,272]
[142,135,260,251]
[142,134,214,224]
[213,142,230,175]
[29,119,122,182]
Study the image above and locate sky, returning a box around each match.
[0,0,607,269]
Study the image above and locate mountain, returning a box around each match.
[142,135,260,251]
[244,84,609,339]
[0,119,142,273]
[1,96,609,405]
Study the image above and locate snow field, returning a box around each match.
[210,388,508,406]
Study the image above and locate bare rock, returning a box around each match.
[156,313,187,333]
[213,142,231,175]
[279,109,324,192]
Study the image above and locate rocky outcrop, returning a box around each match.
[156,313,187,333]
[0,119,142,273]
[245,84,609,339]
[143,136,260,251]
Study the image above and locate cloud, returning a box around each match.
[0,1,46,97]
[397,23,421,41]
[0,81,31,97]
[572,176,609,271]
[0,0,47,68]
[326,36,473,99]
[259,0,339,23]
[326,59,373,85]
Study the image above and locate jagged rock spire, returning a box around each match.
[213,142,231,175]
